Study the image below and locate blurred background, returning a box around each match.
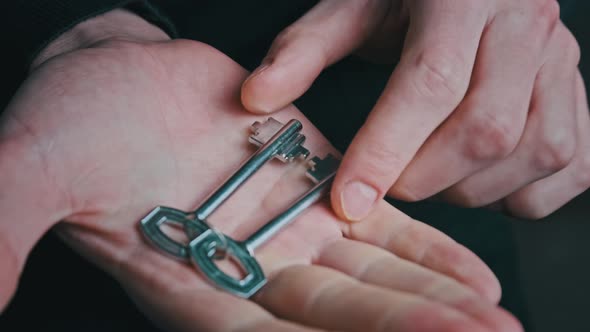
[0,1,588,331]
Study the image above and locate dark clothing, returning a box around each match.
[0,1,588,331]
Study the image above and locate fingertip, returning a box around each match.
[424,241,502,304]
[241,64,279,113]
[476,266,502,305]
[331,146,392,223]
[465,264,502,305]
[455,248,503,305]
[330,184,350,223]
[331,170,381,223]
[340,180,379,222]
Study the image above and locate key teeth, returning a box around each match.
[300,148,311,160]
[248,121,264,147]
[250,121,262,134]
[308,154,340,170]
[306,154,340,183]
[308,155,321,168]
[249,117,286,148]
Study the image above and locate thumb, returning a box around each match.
[241,0,392,113]
[0,124,70,311]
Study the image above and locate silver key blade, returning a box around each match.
[306,154,340,184]
[249,117,310,162]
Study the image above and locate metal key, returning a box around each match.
[140,118,310,260]
[188,154,340,298]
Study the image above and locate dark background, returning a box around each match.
[0,1,588,331]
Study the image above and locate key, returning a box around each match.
[194,118,309,220]
[249,117,310,163]
[306,153,341,184]
[140,118,309,260]
[188,154,340,298]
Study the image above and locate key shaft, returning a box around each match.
[194,119,303,220]
[243,174,333,253]
[243,155,339,253]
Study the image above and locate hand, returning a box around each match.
[241,0,590,220]
[0,10,522,332]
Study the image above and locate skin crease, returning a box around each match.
[0,34,525,331]
[241,0,590,222]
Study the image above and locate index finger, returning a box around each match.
[332,0,488,221]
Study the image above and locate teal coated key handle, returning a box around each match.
[140,207,208,260]
[189,229,266,298]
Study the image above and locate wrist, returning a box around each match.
[31,8,171,70]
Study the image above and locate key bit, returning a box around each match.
[306,154,341,184]
[249,117,283,146]
[250,118,310,162]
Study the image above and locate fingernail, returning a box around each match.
[243,61,275,113]
[341,181,378,222]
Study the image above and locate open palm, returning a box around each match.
[0,39,519,331]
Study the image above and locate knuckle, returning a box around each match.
[535,0,561,26]
[559,29,582,68]
[533,130,577,172]
[463,113,521,161]
[497,1,560,51]
[410,49,470,105]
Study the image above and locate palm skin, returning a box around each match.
[0,39,521,332]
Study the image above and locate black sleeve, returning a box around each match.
[0,0,177,108]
